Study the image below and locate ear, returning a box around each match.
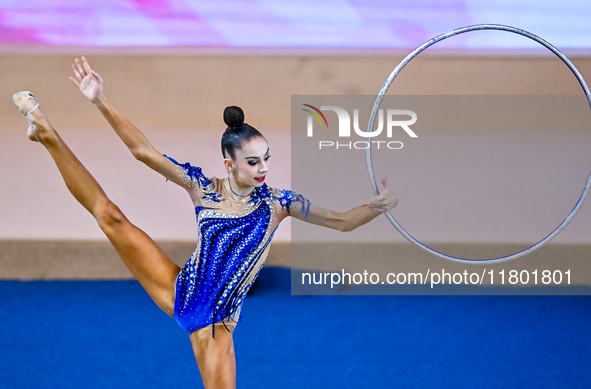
[223,157,233,172]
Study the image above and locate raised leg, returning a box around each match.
[190,325,237,389]
[18,93,180,316]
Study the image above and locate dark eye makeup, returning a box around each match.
[247,154,271,166]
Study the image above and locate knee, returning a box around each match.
[95,200,126,230]
[191,326,235,358]
[191,328,235,386]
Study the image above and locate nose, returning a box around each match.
[259,161,268,173]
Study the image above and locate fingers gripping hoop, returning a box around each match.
[366,24,591,264]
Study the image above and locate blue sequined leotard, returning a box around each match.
[164,156,310,336]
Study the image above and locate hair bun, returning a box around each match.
[224,106,244,128]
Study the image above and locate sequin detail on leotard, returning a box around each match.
[165,156,308,337]
[164,155,224,203]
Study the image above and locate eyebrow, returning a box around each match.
[245,148,270,159]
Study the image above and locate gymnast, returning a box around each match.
[13,57,397,389]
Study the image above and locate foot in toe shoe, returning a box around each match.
[13,91,39,116]
[12,91,41,142]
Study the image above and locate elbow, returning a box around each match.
[340,220,355,233]
[132,149,148,162]
[132,147,153,164]
[341,224,355,233]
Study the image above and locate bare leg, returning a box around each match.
[20,95,180,316]
[190,325,237,389]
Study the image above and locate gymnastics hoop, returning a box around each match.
[366,24,591,264]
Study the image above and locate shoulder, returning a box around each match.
[163,155,228,203]
[163,154,212,188]
[261,186,310,217]
[251,185,291,203]
[270,187,298,207]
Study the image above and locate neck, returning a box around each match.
[227,176,254,200]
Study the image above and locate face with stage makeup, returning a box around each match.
[224,136,270,190]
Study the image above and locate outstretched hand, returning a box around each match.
[69,57,103,103]
[360,175,398,213]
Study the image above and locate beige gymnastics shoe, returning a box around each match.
[13,91,41,142]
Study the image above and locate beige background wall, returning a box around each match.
[1,51,590,279]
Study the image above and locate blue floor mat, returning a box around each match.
[1,268,589,389]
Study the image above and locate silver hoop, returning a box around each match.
[366,24,591,264]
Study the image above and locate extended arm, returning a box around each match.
[96,95,162,169]
[69,57,199,197]
[325,205,386,232]
[69,57,162,170]
[288,175,398,232]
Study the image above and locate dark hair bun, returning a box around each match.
[220,107,263,159]
[224,106,244,128]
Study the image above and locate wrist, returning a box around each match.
[93,94,107,107]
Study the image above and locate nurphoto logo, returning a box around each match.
[302,104,418,150]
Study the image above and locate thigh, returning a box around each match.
[103,213,181,317]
